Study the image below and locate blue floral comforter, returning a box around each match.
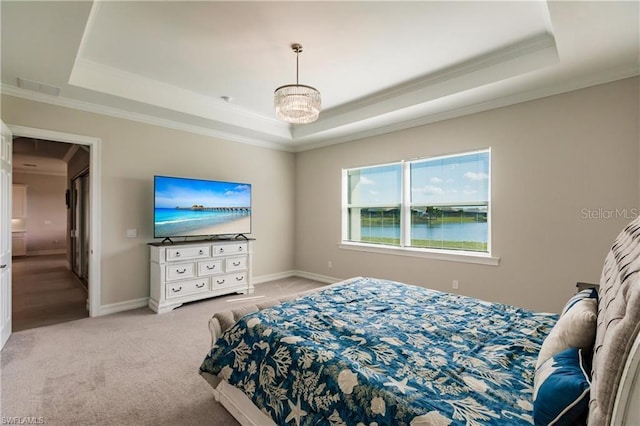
[200,277,557,425]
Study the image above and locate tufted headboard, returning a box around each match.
[589,217,640,425]
[208,295,296,348]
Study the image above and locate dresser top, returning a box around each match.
[148,237,254,247]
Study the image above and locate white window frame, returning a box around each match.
[340,149,499,266]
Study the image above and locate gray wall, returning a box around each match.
[2,94,296,306]
[295,77,640,313]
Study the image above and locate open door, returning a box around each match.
[70,170,90,286]
[1,122,13,349]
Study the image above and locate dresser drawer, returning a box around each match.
[166,278,209,299]
[166,262,196,281]
[166,245,210,261]
[197,259,223,276]
[212,272,247,290]
[225,256,247,272]
[212,243,248,256]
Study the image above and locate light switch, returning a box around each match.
[126,229,137,238]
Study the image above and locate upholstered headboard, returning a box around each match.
[589,218,640,425]
[208,294,298,348]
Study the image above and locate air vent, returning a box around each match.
[17,78,61,96]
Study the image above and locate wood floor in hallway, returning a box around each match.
[11,254,88,331]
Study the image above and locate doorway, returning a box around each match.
[11,138,90,330]
[7,125,101,321]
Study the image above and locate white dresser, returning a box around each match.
[148,239,254,314]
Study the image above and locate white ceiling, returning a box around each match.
[1,1,638,152]
[12,137,74,175]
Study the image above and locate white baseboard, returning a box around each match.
[94,271,337,316]
[252,270,296,284]
[98,297,149,316]
[291,270,341,284]
[253,270,340,285]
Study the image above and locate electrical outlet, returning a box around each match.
[452,280,459,290]
[328,261,333,268]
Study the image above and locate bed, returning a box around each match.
[200,217,640,425]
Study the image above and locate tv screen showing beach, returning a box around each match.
[154,176,251,238]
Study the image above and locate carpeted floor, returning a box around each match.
[0,276,327,425]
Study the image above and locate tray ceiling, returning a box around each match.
[1,1,638,152]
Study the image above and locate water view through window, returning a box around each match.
[345,150,490,253]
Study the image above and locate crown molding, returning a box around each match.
[293,33,559,141]
[331,33,557,118]
[69,1,292,146]
[3,62,637,155]
[292,63,640,153]
[69,59,290,138]
[0,85,296,153]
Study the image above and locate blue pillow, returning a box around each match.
[533,348,591,426]
[561,288,598,316]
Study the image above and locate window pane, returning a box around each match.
[348,164,402,205]
[410,151,489,252]
[410,152,489,205]
[410,205,488,252]
[348,207,401,246]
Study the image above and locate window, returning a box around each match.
[343,149,491,256]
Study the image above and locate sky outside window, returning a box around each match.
[411,152,489,205]
[348,164,402,205]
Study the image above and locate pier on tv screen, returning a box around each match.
[154,175,251,238]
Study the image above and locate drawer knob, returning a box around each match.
[233,261,241,267]
[217,279,225,285]
[199,249,204,255]
[176,268,187,274]
[236,276,244,281]
[196,283,205,288]
[207,265,216,270]
[238,246,243,251]
[172,286,182,293]
[175,252,181,257]
[219,248,224,253]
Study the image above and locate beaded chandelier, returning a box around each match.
[274,44,321,124]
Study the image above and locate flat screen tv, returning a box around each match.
[154,175,251,240]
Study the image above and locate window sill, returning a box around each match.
[338,242,500,266]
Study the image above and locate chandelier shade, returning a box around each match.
[274,44,321,124]
[274,84,321,124]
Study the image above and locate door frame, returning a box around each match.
[1,122,13,349]
[8,125,101,317]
